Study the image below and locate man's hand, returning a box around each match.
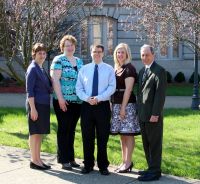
[150,115,159,123]
[87,97,98,105]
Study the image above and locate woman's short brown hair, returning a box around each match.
[60,35,77,52]
[32,43,46,59]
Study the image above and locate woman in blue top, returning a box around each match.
[26,43,52,170]
[50,35,83,170]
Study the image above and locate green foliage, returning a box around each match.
[189,72,200,83]
[174,72,186,83]
[0,108,199,179]
[166,71,172,83]
[0,73,4,82]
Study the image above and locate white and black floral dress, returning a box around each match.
[110,63,140,136]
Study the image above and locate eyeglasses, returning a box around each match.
[64,45,74,48]
[92,51,103,54]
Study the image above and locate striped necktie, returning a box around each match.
[142,68,149,83]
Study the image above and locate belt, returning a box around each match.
[84,100,109,106]
[115,89,125,92]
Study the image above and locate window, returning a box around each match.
[81,16,117,59]
[157,23,182,60]
[157,40,182,60]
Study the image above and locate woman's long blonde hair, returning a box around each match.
[113,43,132,69]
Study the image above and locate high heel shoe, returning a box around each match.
[114,163,124,172]
[118,162,133,173]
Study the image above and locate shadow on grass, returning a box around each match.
[162,140,200,179]
[0,108,26,124]
[7,132,28,140]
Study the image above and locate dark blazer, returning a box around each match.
[137,62,167,122]
[26,61,52,105]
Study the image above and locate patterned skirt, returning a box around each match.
[110,103,140,136]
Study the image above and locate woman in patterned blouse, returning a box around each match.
[50,35,83,170]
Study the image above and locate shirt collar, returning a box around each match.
[92,60,103,66]
[145,61,154,69]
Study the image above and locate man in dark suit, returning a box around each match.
[137,44,167,181]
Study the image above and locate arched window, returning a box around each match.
[81,16,117,60]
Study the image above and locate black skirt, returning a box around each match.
[27,102,50,135]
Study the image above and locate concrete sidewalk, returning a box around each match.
[0,145,199,184]
[0,93,194,108]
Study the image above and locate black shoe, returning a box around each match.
[81,167,93,174]
[42,163,51,169]
[70,161,80,167]
[99,168,110,175]
[62,163,72,170]
[118,162,133,173]
[138,170,149,175]
[30,162,48,170]
[138,173,161,181]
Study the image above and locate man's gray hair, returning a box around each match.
[140,44,154,54]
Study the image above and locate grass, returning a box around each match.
[134,83,197,96]
[0,108,199,179]
[166,83,197,96]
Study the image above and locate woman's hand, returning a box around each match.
[110,102,112,111]
[119,106,126,120]
[51,69,68,111]
[58,98,69,112]
[30,108,38,121]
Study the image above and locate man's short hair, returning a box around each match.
[90,44,104,52]
[141,44,154,54]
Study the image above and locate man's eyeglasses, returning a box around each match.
[92,51,103,54]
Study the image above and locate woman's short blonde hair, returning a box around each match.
[113,43,132,69]
[32,43,46,59]
[60,35,77,52]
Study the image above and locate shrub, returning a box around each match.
[0,72,4,82]
[166,71,172,83]
[174,72,186,83]
[188,72,200,83]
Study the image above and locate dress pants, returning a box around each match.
[53,99,81,163]
[81,101,111,170]
[140,118,163,173]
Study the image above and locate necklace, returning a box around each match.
[66,56,76,67]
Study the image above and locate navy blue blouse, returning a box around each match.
[26,61,51,105]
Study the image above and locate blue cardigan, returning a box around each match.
[26,61,51,105]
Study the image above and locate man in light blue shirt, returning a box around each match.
[76,44,116,175]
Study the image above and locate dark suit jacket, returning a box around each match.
[26,61,52,105]
[137,62,167,122]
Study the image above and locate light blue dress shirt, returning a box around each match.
[76,61,116,102]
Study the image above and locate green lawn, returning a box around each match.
[134,83,197,96]
[0,108,199,179]
[166,83,196,96]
